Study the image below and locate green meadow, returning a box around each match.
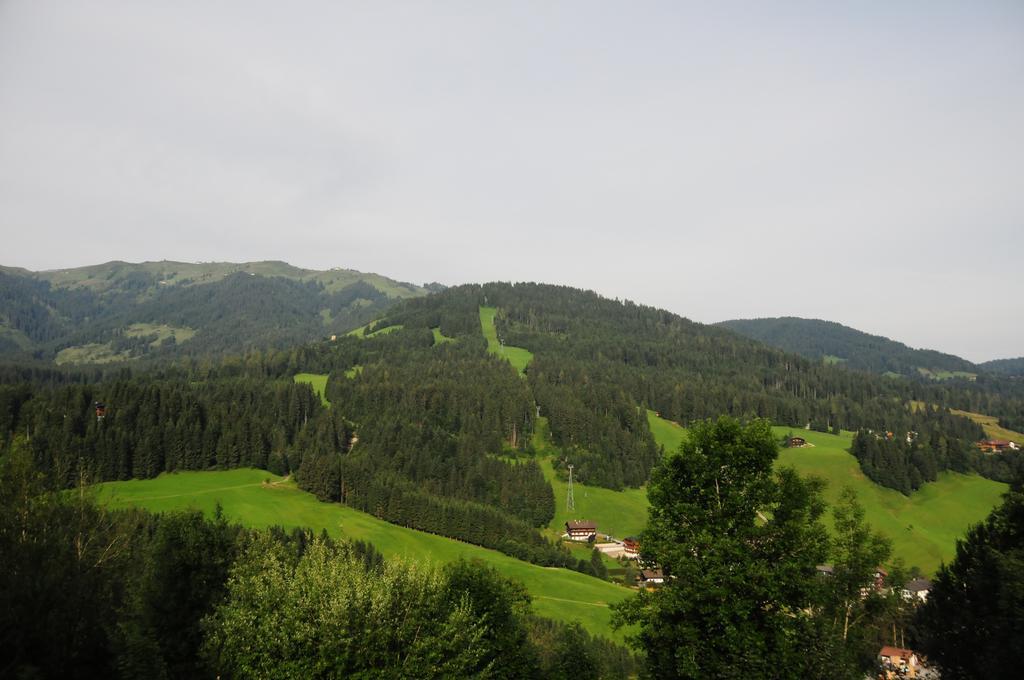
[530,416,649,541]
[96,469,633,641]
[293,373,329,406]
[639,412,1006,574]
[479,306,533,374]
[432,327,455,345]
[646,409,686,453]
[346,322,403,338]
[776,427,1006,573]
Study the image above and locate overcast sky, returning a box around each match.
[1,1,1021,362]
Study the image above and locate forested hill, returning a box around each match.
[981,357,1024,378]
[0,260,431,363]
[717,316,978,378]
[362,283,1021,490]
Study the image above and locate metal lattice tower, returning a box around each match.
[566,464,575,511]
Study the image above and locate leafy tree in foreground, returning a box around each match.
[613,417,831,679]
[915,488,1024,678]
[203,536,505,679]
[817,487,893,675]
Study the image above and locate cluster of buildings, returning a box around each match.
[817,564,934,677]
[563,521,664,587]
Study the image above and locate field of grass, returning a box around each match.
[917,367,977,381]
[823,355,847,365]
[96,469,633,641]
[125,322,196,345]
[479,306,533,374]
[55,342,131,365]
[637,412,1006,574]
[346,322,403,339]
[646,409,686,453]
[775,427,1007,573]
[294,373,330,407]
[366,324,402,338]
[432,327,455,345]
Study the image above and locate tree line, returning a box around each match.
[0,441,636,678]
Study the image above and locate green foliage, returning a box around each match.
[980,356,1024,378]
[718,316,977,377]
[480,306,533,374]
[203,536,495,679]
[777,426,1008,575]
[818,488,893,673]
[915,489,1024,678]
[613,417,831,678]
[97,469,634,641]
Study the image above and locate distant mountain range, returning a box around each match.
[0,260,432,363]
[716,316,1013,380]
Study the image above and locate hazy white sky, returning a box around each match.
[1,1,1021,361]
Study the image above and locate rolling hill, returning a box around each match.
[980,356,1024,378]
[717,316,978,378]
[0,260,431,363]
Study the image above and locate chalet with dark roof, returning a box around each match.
[565,520,597,541]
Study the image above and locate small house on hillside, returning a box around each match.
[977,439,1018,454]
[623,536,640,559]
[902,578,932,603]
[815,564,834,578]
[786,436,807,448]
[565,520,597,541]
[879,646,919,677]
[638,569,665,588]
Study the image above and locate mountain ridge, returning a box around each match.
[716,316,979,378]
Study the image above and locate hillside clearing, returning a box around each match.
[479,306,533,374]
[293,373,329,407]
[432,327,455,345]
[96,469,633,641]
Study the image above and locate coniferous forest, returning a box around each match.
[3,279,1024,677]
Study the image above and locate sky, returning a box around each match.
[0,1,1021,362]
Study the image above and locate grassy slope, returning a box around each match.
[125,322,196,345]
[432,327,455,345]
[646,409,686,454]
[97,469,632,641]
[644,413,1006,574]
[775,428,1006,573]
[479,306,533,374]
[293,373,330,407]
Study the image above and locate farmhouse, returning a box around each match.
[622,536,640,559]
[976,439,1018,453]
[565,520,597,541]
[786,436,807,448]
[638,569,665,587]
[902,577,932,603]
[815,564,834,577]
